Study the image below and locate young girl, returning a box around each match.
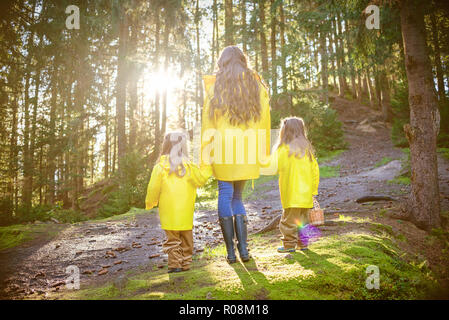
[145,132,211,273]
[201,46,271,263]
[262,117,319,252]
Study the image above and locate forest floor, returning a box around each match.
[1,95,449,300]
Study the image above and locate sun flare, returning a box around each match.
[142,69,184,99]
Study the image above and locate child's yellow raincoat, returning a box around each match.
[145,155,212,230]
[201,74,271,181]
[262,144,319,208]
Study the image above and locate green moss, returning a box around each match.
[387,176,410,185]
[52,224,438,300]
[396,234,407,243]
[370,223,394,236]
[243,175,278,200]
[374,157,394,168]
[0,223,59,251]
[320,165,340,178]
[101,184,117,195]
[317,149,345,164]
[378,209,388,217]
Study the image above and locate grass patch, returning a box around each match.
[93,207,153,223]
[0,223,60,251]
[388,176,411,186]
[243,175,278,200]
[374,157,394,168]
[317,149,345,164]
[320,165,340,178]
[50,223,439,300]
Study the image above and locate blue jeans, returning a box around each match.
[217,180,247,218]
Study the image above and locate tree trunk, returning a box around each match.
[73,62,86,209]
[153,6,161,160]
[366,69,376,108]
[329,18,337,90]
[279,2,287,92]
[430,13,446,102]
[116,3,128,166]
[225,0,234,46]
[214,0,220,58]
[319,31,328,104]
[211,0,217,71]
[374,70,382,109]
[105,91,110,179]
[27,66,41,209]
[333,17,346,97]
[8,90,19,213]
[362,72,368,98]
[128,21,138,150]
[22,1,36,209]
[259,0,268,78]
[270,0,277,96]
[195,0,203,123]
[401,0,441,231]
[46,62,58,204]
[379,69,393,122]
[345,20,357,99]
[162,9,171,135]
[356,72,363,103]
[241,0,247,55]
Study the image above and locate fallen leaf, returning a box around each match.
[51,281,65,288]
[105,250,117,258]
[98,269,108,275]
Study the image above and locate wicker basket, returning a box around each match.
[308,198,324,226]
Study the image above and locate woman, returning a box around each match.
[201,46,271,263]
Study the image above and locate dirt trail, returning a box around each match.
[1,95,448,299]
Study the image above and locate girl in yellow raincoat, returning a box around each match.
[201,46,271,263]
[262,117,319,252]
[145,132,211,273]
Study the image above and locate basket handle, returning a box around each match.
[313,197,321,210]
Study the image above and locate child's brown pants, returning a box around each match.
[162,230,193,270]
[279,208,310,249]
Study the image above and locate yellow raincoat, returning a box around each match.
[200,74,271,181]
[262,144,319,209]
[145,155,212,230]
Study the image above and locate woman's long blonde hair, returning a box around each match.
[159,132,189,177]
[209,46,263,126]
[277,117,315,161]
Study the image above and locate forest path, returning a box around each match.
[1,95,448,300]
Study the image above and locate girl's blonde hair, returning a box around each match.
[159,131,189,177]
[277,117,315,161]
[209,46,264,126]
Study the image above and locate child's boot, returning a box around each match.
[219,216,237,263]
[277,246,296,253]
[233,214,250,262]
